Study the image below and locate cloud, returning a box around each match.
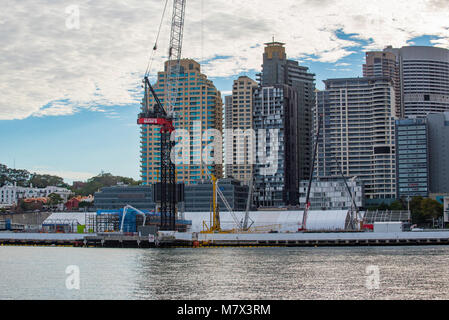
[1,0,448,120]
[336,62,351,67]
[31,167,96,183]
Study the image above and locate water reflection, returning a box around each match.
[1,246,449,300]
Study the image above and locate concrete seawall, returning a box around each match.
[2,231,449,248]
[157,231,449,247]
[1,212,52,226]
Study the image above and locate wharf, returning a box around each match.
[156,230,449,248]
[0,232,86,247]
[0,232,154,248]
[2,231,449,248]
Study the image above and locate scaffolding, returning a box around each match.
[84,210,191,233]
[363,210,411,224]
[85,213,120,233]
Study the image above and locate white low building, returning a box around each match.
[184,210,358,233]
[0,183,71,206]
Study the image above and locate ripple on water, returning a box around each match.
[1,246,449,300]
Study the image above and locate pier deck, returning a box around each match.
[1,231,449,248]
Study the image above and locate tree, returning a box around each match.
[408,196,443,226]
[366,196,443,227]
[29,174,68,188]
[0,163,32,187]
[389,200,405,211]
[48,193,63,206]
[19,199,43,212]
[72,172,141,196]
[78,201,93,209]
[0,163,68,188]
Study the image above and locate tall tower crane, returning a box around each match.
[137,0,187,231]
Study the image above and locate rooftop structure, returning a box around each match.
[365,46,449,118]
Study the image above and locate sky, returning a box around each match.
[1,0,449,183]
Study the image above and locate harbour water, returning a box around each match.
[1,245,449,300]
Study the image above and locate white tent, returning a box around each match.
[43,212,89,225]
[184,210,351,233]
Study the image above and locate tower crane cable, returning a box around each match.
[144,0,170,78]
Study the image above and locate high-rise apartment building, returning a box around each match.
[253,85,299,207]
[395,118,429,199]
[252,41,315,207]
[427,111,449,193]
[364,46,449,118]
[224,76,258,185]
[140,59,223,185]
[363,51,401,118]
[314,77,397,202]
[224,95,233,130]
[260,41,316,180]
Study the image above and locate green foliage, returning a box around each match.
[19,199,43,212]
[389,200,405,211]
[72,172,141,196]
[0,163,31,187]
[48,193,63,205]
[409,197,443,225]
[30,174,68,188]
[78,201,93,208]
[368,196,443,226]
[1,164,141,200]
[0,163,67,188]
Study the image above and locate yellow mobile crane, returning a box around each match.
[201,171,246,234]
[202,174,221,233]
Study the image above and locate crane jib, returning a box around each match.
[137,117,175,132]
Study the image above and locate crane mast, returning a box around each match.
[137,0,187,231]
[165,0,186,117]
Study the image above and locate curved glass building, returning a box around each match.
[365,46,449,118]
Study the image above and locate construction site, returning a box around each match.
[2,0,449,249]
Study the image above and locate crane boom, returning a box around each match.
[165,0,187,116]
[120,205,148,233]
[301,114,322,231]
[332,155,359,230]
[242,174,255,231]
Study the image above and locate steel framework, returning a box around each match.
[137,0,186,231]
[165,0,186,117]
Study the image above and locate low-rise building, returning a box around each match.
[94,179,249,213]
[0,184,71,207]
[184,178,249,212]
[94,185,155,211]
[65,195,94,211]
[298,177,365,210]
